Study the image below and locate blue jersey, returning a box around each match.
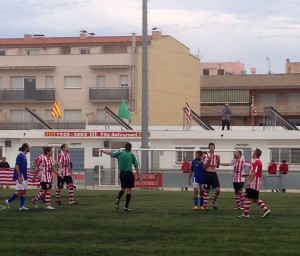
[13,152,28,180]
[191,159,205,184]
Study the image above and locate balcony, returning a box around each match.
[0,121,86,130]
[89,87,129,102]
[0,88,55,102]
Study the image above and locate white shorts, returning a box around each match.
[15,179,28,191]
[193,182,204,190]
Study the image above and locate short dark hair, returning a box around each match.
[61,144,67,150]
[43,146,52,155]
[208,142,215,148]
[237,150,242,156]
[196,150,203,156]
[125,142,132,151]
[254,148,262,158]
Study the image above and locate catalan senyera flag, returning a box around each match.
[51,99,61,118]
[185,98,192,123]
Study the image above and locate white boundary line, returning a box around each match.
[0,204,7,211]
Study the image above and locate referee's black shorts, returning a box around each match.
[204,171,220,190]
[119,171,135,188]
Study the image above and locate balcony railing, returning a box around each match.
[0,88,55,102]
[89,87,129,101]
[0,122,86,130]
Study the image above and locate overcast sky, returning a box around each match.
[1,0,299,74]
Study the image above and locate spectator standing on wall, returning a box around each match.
[0,157,10,189]
[221,103,232,130]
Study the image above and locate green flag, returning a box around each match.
[118,98,131,121]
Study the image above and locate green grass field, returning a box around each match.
[0,189,299,256]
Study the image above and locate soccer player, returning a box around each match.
[239,148,271,218]
[32,146,62,210]
[220,150,251,210]
[55,144,77,205]
[202,142,221,210]
[5,143,30,210]
[188,150,206,210]
[100,142,140,211]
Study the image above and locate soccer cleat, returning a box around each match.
[238,214,249,218]
[45,206,55,210]
[5,199,11,209]
[234,207,244,210]
[19,206,29,211]
[32,199,38,209]
[211,203,218,210]
[124,207,131,212]
[69,202,78,205]
[56,201,62,205]
[199,206,205,210]
[115,199,120,209]
[193,205,199,210]
[262,209,271,218]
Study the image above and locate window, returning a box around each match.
[92,148,100,157]
[27,49,40,55]
[120,75,128,87]
[203,69,210,75]
[80,48,90,54]
[260,93,276,106]
[96,109,106,122]
[68,148,84,170]
[0,50,5,56]
[11,110,35,123]
[45,76,54,88]
[64,110,81,123]
[175,147,195,163]
[64,76,81,89]
[10,77,24,89]
[45,109,53,121]
[96,76,105,88]
[288,92,300,105]
[218,69,225,75]
[270,148,300,164]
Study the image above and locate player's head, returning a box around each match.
[124,142,132,152]
[19,143,30,153]
[61,144,69,153]
[234,150,242,159]
[195,150,203,160]
[43,146,53,156]
[282,160,286,164]
[253,148,262,159]
[208,142,215,152]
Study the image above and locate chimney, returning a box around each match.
[80,30,88,39]
[24,34,33,41]
[152,30,161,39]
[251,67,256,74]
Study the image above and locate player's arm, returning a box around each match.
[53,165,63,179]
[134,165,140,180]
[32,163,40,182]
[15,164,23,184]
[246,171,256,187]
[99,149,111,155]
[220,162,230,166]
[188,164,194,185]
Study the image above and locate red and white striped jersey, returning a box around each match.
[229,159,251,183]
[250,159,263,191]
[58,153,71,176]
[204,153,220,168]
[38,155,55,183]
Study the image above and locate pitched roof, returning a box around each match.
[0,35,153,47]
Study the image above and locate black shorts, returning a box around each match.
[245,188,259,200]
[57,175,74,188]
[120,171,135,188]
[40,182,53,190]
[204,172,220,190]
[233,182,244,193]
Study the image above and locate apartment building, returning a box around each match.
[200,73,300,127]
[0,31,200,129]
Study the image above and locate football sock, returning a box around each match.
[45,191,51,207]
[55,188,61,202]
[125,193,131,208]
[235,195,240,208]
[20,196,25,207]
[200,196,204,206]
[193,197,198,206]
[238,191,244,207]
[257,199,269,212]
[68,185,74,203]
[8,193,18,203]
[243,198,250,216]
[203,190,209,208]
[211,191,220,205]
[117,190,124,201]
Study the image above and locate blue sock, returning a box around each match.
[20,196,25,207]
[8,194,18,203]
[193,197,198,206]
[200,196,204,206]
